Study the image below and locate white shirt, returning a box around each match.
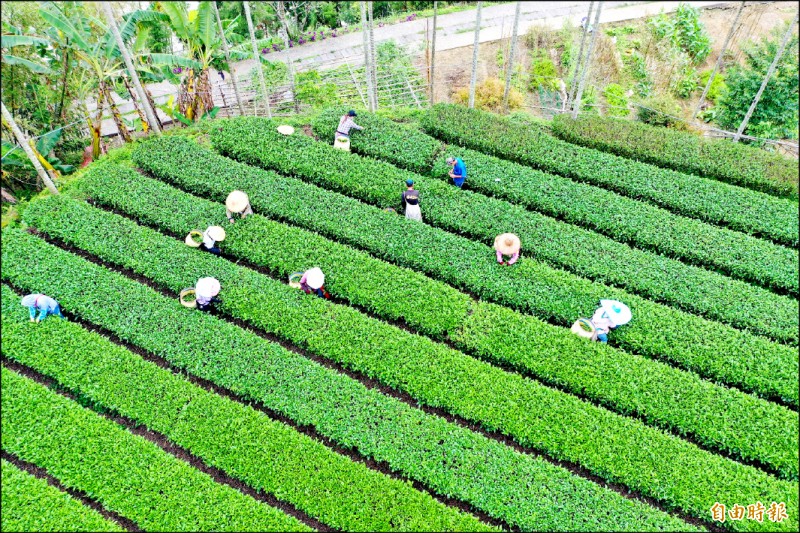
[202,229,216,249]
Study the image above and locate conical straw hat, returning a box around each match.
[305,267,325,289]
[600,299,632,327]
[226,190,249,213]
[277,124,295,135]
[195,277,221,298]
[207,226,226,242]
[494,233,521,255]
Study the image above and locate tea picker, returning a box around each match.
[180,277,221,312]
[571,299,632,343]
[494,233,521,265]
[446,156,467,188]
[185,225,226,255]
[226,190,253,224]
[401,179,422,221]
[21,293,66,322]
[298,267,330,299]
[334,110,363,152]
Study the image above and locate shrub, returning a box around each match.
[1,366,308,532]
[0,230,703,532]
[529,50,560,91]
[715,22,799,141]
[697,69,727,103]
[312,108,799,341]
[2,459,124,532]
[636,93,684,128]
[1,285,486,533]
[602,83,630,116]
[452,78,524,112]
[7,225,797,530]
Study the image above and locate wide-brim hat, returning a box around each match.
[226,190,249,213]
[277,125,295,135]
[196,277,221,297]
[207,226,226,242]
[305,267,325,289]
[600,299,632,327]
[494,233,521,255]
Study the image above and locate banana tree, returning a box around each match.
[151,1,247,123]
[38,1,168,156]
[1,127,74,192]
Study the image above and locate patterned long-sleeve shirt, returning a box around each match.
[336,115,363,136]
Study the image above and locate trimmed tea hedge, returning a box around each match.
[132,135,799,407]
[8,217,799,530]
[0,285,491,533]
[0,290,492,532]
[1,458,125,532]
[0,229,699,533]
[420,104,799,247]
[0,366,310,532]
[313,107,799,300]
[62,171,800,480]
[551,113,799,199]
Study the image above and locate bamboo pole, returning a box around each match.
[566,1,594,111]
[367,2,378,109]
[1,100,59,195]
[503,1,522,113]
[430,1,438,105]
[693,1,745,120]
[468,2,483,108]
[213,0,245,116]
[360,2,375,111]
[101,2,161,135]
[244,0,271,118]
[572,1,603,119]
[733,12,798,141]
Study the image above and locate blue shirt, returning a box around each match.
[453,158,467,179]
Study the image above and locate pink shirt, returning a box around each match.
[591,308,615,335]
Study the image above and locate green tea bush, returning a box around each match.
[551,113,799,199]
[421,103,798,247]
[201,120,798,405]
[0,229,702,532]
[0,285,488,533]
[1,367,309,532]
[313,107,799,339]
[1,459,124,533]
[52,177,799,479]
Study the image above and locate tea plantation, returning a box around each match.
[2,104,797,532]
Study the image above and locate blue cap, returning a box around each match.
[348,109,357,116]
[406,179,414,186]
